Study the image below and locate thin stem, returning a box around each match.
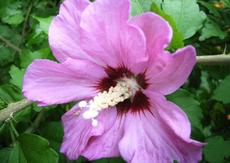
[9,126,16,144]
[0,35,21,53]
[196,55,230,65]
[22,0,37,37]
[9,120,19,137]
[25,110,45,133]
[0,99,32,122]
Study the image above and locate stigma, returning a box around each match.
[81,77,140,126]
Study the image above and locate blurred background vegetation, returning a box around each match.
[0,0,230,162]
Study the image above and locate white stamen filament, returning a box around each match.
[81,78,140,126]
[78,101,87,107]
[92,118,98,127]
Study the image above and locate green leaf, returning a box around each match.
[131,0,153,16]
[151,2,184,49]
[0,25,14,38]
[40,121,70,163]
[92,157,125,163]
[0,148,11,163]
[204,136,230,163]
[9,134,59,163]
[13,107,32,123]
[40,121,63,151]
[108,157,125,163]
[223,0,230,7]
[0,47,14,67]
[9,143,27,163]
[33,16,53,35]
[0,84,22,103]
[199,20,227,41]
[0,0,10,12]
[198,1,221,17]
[0,98,7,109]
[9,66,25,89]
[167,89,203,130]
[2,134,59,163]
[2,9,24,25]
[212,75,230,104]
[20,48,53,68]
[161,0,206,39]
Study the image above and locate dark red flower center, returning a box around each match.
[96,66,151,114]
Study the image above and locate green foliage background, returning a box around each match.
[0,0,230,162]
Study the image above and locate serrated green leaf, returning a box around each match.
[167,89,203,130]
[0,47,14,66]
[161,0,206,39]
[9,66,25,89]
[212,75,230,104]
[198,1,221,17]
[204,136,230,163]
[131,0,153,16]
[151,2,184,49]
[33,16,53,35]
[199,20,227,41]
[2,9,24,25]
[14,134,59,163]
[20,48,53,68]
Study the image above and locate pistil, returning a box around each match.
[81,77,140,126]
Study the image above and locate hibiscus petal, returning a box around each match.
[82,115,125,160]
[145,91,192,140]
[80,0,147,72]
[49,0,89,62]
[129,12,172,61]
[63,58,106,81]
[119,107,203,163]
[61,104,119,160]
[23,58,105,105]
[147,46,196,95]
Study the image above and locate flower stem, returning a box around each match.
[196,55,230,65]
[0,99,32,122]
[0,35,21,53]
[24,110,45,133]
[9,126,16,144]
[9,120,19,137]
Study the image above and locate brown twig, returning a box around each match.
[0,35,21,53]
[22,0,37,37]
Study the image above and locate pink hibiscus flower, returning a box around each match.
[23,0,204,162]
